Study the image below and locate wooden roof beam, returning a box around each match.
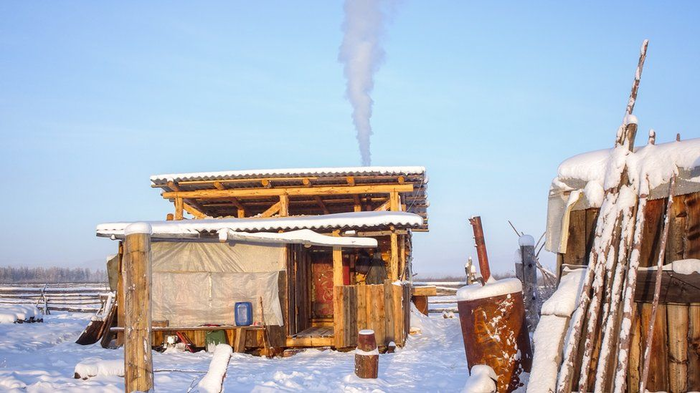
[374,200,390,212]
[259,201,281,218]
[161,184,413,199]
[183,202,207,219]
[314,196,330,214]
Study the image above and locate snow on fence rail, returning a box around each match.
[0,284,110,313]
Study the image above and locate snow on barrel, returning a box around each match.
[457,277,532,392]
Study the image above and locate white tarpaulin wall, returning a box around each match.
[151,242,284,326]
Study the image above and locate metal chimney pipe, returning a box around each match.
[468,216,491,283]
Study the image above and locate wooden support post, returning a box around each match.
[116,241,125,347]
[333,238,343,286]
[355,329,379,379]
[389,191,400,212]
[353,195,362,212]
[279,194,289,217]
[390,230,399,282]
[174,197,184,220]
[123,223,153,393]
[399,234,406,280]
[520,238,539,333]
[388,195,401,282]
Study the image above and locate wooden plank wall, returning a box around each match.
[563,192,700,392]
[333,280,408,349]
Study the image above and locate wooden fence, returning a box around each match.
[333,281,411,348]
[0,284,111,313]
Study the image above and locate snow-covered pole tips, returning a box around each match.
[469,216,491,283]
[123,222,153,393]
[355,329,379,379]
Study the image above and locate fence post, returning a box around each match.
[519,235,539,331]
[123,223,153,393]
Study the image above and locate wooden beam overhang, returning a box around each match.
[161,184,414,199]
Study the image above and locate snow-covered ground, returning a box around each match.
[0,307,471,392]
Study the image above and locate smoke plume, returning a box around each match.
[339,0,393,166]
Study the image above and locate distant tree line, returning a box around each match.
[0,266,108,284]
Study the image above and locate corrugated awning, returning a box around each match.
[96,211,423,240]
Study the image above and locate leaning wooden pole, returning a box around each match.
[469,216,491,282]
[556,40,648,393]
[612,189,648,392]
[639,176,676,393]
[123,223,153,393]
[623,39,648,120]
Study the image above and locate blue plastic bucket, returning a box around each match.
[234,302,253,326]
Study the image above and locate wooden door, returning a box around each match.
[310,251,334,322]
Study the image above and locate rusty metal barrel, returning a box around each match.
[354,329,379,379]
[457,278,532,392]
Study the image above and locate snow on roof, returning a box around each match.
[555,138,700,196]
[96,211,423,239]
[150,166,427,184]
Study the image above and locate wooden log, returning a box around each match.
[355,330,379,379]
[123,223,153,393]
[667,304,688,393]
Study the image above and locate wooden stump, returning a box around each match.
[355,329,378,379]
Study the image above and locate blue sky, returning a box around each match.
[1,1,699,276]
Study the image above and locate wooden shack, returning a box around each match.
[96,166,429,354]
[544,138,700,392]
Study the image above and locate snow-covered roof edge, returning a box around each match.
[150,166,427,184]
[96,211,424,239]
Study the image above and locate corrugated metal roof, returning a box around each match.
[96,211,423,239]
[150,166,427,184]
